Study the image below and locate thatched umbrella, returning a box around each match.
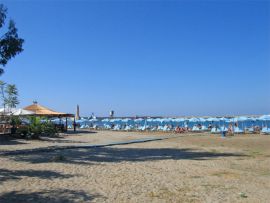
[23,102,74,131]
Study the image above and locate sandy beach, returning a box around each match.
[0,131,270,202]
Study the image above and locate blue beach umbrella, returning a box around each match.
[259,115,270,127]
[206,117,219,122]
[259,115,270,121]
[102,118,110,123]
[89,118,98,122]
[188,117,199,122]
[174,118,185,127]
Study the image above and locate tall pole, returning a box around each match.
[73,117,76,132]
[65,117,68,132]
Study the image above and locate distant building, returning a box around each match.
[75,105,80,120]
[110,110,114,118]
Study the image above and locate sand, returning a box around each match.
[0,131,270,202]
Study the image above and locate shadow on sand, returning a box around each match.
[65,130,97,135]
[0,168,75,183]
[0,135,28,146]
[0,189,102,203]
[0,143,246,202]
[3,146,246,165]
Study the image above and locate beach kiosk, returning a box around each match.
[23,102,74,132]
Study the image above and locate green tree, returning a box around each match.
[0,81,19,134]
[0,4,24,75]
[5,84,19,109]
[0,80,6,108]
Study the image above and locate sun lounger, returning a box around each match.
[157,126,163,131]
[124,126,131,131]
[201,126,208,131]
[211,127,220,134]
[104,124,111,129]
[234,127,244,134]
[220,126,228,132]
[246,127,254,133]
[163,126,170,131]
[113,125,121,131]
[192,126,200,132]
[141,126,147,131]
[261,127,270,134]
[151,126,157,131]
[80,124,86,129]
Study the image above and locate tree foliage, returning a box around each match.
[0,81,19,109]
[5,84,19,108]
[0,4,24,75]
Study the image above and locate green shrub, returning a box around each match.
[17,117,57,139]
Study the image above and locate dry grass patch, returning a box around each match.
[211,170,240,179]
[148,187,198,203]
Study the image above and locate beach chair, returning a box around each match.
[136,126,142,131]
[151,126,157,131]
[192,126,200,132]
[246,127,254,133]
[162,126,168,131]
[211,127,220,134]
[201,125,208,131]
[163,125,171,131]
[113,125,121,131]
[104,124,111,129]
[80,124,86,129]
[124,125,131,131]
[234,127,244,134]
[141,125,147,131]
[220,126,228,132]
[157,126,163,131]
[261,127,270,135]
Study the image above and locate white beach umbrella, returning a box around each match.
[102,118,110,122]
[175,118,185,122]
[9,109,35,116]
[236,116,248,122]
[206,117,219,122]
[198,118,206,122]
[188,117,199,122]
[161,118,171,123]
[259,115,270,121]
[226,117,237,123]
[0,108,16,115]
[76,118,90,125]
[134,118,144,123]
[122,118,132,123]
[258,115,270,127]
[89,118,98,122]
[152,118,161,123]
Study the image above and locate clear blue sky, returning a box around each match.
[1,1,270,117]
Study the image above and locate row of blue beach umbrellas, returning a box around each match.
[50,115,270,128]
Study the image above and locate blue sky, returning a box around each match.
[1,1,270,117]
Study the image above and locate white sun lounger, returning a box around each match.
[234,127,244,134]
[261,127,270,134]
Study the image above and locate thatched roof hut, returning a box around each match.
[23,102,73,117]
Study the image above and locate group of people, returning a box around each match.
[175,126,189,133]
[174,123,264,134]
